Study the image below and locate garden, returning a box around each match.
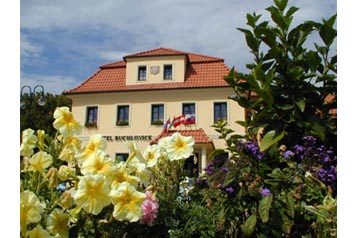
[20,0,336,237]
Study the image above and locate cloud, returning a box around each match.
[20,0,337,94]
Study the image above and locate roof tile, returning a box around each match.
[65,47,231,94]
[150,128,214,146]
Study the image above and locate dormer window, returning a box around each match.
[138,66,147,81]
[163,64,173,80]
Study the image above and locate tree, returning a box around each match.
[20,93,72,137]
[224,0,337,152]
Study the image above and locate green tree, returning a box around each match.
[225,0,337,152]
[20,93,72,137]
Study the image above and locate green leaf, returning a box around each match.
[274,0,288,11]
[286,6,299,18]
[259,130,285,151]
[259,194,273,223]
[241,214,257,237]
[295,99,306,112]
[285,193,295,218]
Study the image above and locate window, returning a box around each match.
[163,64,173,80]
[183,103,195,116]
[115,153,129,163]
[85,106,98,127]
[117,105,129,126]
[138,66,147,81]
[151,104,164,125]
[214,102,227,122]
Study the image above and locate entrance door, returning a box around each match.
[184,153,199,177]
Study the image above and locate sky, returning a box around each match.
[19,0,338,95]
[3,1,358,236]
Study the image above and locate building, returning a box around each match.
[64,47,245,175]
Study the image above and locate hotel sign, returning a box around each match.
[103,135,153,142]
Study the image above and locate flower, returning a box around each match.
[57,165,76,181]
[27,151,53,174]
[143,144,161,167]
[46,208,70,238]
[26,224,51,238]
[110,182,146,222]
[53,106,82,137]
[225,186,235,194]
[76,134,107,163]
[74,174,111,215]
[140,191,159,226]
[80,150,116,178]
[259,187,272,196]
[111,163,140,188]
[59,136,82,164]
[20,128,38,157]
[165,132,194,161]
[20,190,45,233]
[283,150,295,159]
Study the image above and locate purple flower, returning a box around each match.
[204,162,215,175]
[303,136,316,145]
[225,186,235,194]
[221,167,229,173]
[259,187,272,196]
[283,150,294,159]
[238,140,264,160]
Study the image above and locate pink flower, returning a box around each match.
[140,191,159,226]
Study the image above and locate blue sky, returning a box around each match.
[20,0,337,95]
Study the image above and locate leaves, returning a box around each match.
[260,130,285,151]
[259,195,273,222]
[241,214,257,237]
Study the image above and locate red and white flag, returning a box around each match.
[173,115,185,128]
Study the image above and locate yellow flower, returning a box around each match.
[110,182,146,222]
[59,136,82,164]
[165,132,194,161]
[53,107,82,137]
[20,190,45,233]
[74,174,111,215]
[111,163,140,188]
[143,144,161,167]
[81,150,116,178]
[26,224,51,238]
[126,141,146,164]
[58,165,75,181]
[20,128,38,157]
[46,208,69,238]
[76,134,107,163]
[28,151,53,174]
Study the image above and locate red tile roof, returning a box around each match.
[150,128,214,147]
[64,47,231,94]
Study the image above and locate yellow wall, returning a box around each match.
[125,55,187,84]
[68,87,245,162]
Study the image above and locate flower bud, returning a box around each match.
[58,190,73,209]
[47,167,58,189]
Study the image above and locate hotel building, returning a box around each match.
[64,47,245,175]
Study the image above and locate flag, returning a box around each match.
[168,115,175,129]
[173,115,185,128]
[184,114,195,125]
[163,117,171,132]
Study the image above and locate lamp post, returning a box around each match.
[20,85,46,108]
[20,85,47,129]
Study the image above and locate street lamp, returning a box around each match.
[20,85,47,108]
